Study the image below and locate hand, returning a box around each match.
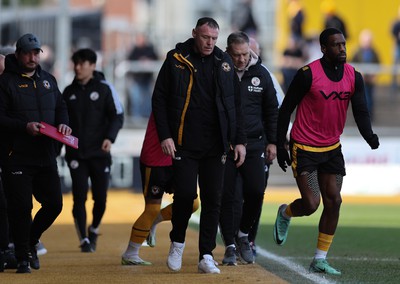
[161,138,176,159]
[234,144,246,167]
[265,144,277,162]
[367,134,379,150]
[277,147,291,172]
[102,139,112,152]
[26,122,42,136]
[58,124,72,136]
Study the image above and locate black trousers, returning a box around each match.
[170,151,225,260]
[0,172,9,250]
[2,164,62,261]
[68,157,110,241]
[219,148,265,246]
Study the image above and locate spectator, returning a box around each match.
[281,36,305,92]
[351,29,380,120]
[321,0,348,38]
[152,17,246,274]
[127,33,158,122]
[391,6,400,93]
[63,48,124,253]
[231,0,259,37]
[288,0,305,42]
[0,33,71,273]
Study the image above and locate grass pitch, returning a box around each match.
[251,197,400,283]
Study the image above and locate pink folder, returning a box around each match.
[39,121,79,149]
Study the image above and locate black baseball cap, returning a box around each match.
[16,33,43,52]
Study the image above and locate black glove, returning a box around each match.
[367,134,379,149]
[277,147,291,172]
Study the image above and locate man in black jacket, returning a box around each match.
[219,31,278,265]
[152,17,247,274]
[63,48,123,253]
[0,33,71,273]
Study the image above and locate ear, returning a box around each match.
[321,45,326,54]
[192,28,196,38]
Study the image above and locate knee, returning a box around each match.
[144,203,161,219]
[325,195,342,210]
[302,198,320,216]
[48,200,63,217]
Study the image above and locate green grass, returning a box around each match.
[253,202,400,283]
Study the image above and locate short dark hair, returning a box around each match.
[71,48,97,64]
[319,28,343,46]
[195,17,219,30]
[227,31,250,48]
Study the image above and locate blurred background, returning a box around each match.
[1,0,400,194]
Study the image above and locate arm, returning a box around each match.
[0,79,29,133]
[233,73,246,167]
[152,58,173,142]
[152,55,176,158]
[351,71,379,149]
[103,81,124,143]
[262,69,279,145]
[276,67,311,171]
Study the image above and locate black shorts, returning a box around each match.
[290,141,346,178]
[140,162,174,199]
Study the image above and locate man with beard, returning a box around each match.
[273,28,379,275]
[0,33,71,273]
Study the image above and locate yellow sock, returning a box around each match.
[130,203,160,244]
[317,232,334,252]
[160,196,200,221]
[285,204,294,217]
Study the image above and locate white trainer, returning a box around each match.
[167,242,185,272]
[198,254,220,274]
[36,240,47,256]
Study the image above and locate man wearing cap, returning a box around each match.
[0,33,71,273]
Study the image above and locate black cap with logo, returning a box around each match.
[16,33,43,52]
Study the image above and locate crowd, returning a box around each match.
[0,5,380,279]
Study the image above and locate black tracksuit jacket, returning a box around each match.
[62,71,123,161]
[0,54,69,167]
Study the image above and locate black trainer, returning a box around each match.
[4,248,17,269]
[0,250,5,272]
[222,246,237,266]
[16,261,31,274]
[29,246,40,270]
[88,227,98,252]
[80,239,93,253]
[235,236,255,264]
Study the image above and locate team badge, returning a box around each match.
[70,160,79,169]
[90,91,99,101]
[251,77,260,86]
[221,153,227,165]
[222,62,231,72]
[43,80,50,89]
[151,186,161,195]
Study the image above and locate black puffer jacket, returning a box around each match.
[0,54,69,166]
[237,55,278,149]
[62,71,124,161]
[152,38,246,152]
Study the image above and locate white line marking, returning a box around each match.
[189,214,335,284]
[256,246,336,284]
